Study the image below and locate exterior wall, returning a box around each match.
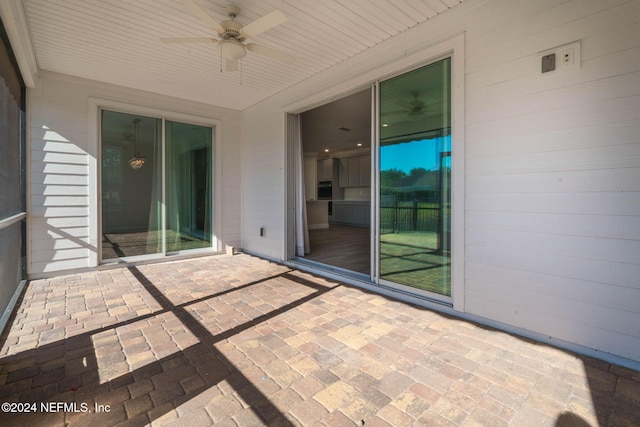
[28,72,241,276]
[241,0,640,364]
[240,112,287,258]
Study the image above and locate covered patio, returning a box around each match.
[1,254,638,426]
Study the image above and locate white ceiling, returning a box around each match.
[301,88,371,155]
[19,0,465,111]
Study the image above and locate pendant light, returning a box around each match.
[128,118,145,169]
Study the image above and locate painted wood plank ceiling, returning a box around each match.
[22,0,464,110]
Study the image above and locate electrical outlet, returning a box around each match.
[560,48,573,65]
[538,41,580,74]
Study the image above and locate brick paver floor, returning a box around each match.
[0,254,638,426]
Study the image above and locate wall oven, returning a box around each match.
[317,180,332,200]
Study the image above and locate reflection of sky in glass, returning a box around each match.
[381,136,451,172]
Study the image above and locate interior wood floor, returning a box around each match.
[305,225,450,296]
[305,224,370,274]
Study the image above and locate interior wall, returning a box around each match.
[241,0,640,364]
[28,72,241,276]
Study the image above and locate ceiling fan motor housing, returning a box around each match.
[219,18,246,60]
[220,20,244,41]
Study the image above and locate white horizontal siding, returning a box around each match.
[240,113,287,259]
[465,277,640,360]
[466,244,638,290]
[467,228,640,265]
[466,169,639,193]
[31,184,88,196]
[28,72,242,276]
[30,236,90,252]
[467,143,640,176]
[30,258,91,274]
[461,0,640,363]
[466,211,640,240]
[30,172,89,186]
[466,192,639,216]
[241,0,640,364]
[467,263,640,314]
[220,125,242,248]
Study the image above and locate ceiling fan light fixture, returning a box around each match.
[219,39,246,60]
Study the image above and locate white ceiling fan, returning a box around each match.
[162,0,295,71]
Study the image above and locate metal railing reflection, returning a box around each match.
[380,201,444,234]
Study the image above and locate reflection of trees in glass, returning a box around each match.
[380,168,406,192]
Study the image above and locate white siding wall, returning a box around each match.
[241,0,640,363]
[28,72,241,276]
[240,113,287,258]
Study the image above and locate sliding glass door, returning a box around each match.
[165,121,212,253]
[378,58,452,297]
[101,111,214,261]
[101,111,162,259]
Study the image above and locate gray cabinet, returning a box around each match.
[317,159,333,181]
[359,155,371,186]
[338,155,370,187]
[331,201,370,227]
[338,158,349,187]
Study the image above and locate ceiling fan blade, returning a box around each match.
[161,37,218,44]
[240,10,287,39]
[246,43,295,64]
[183,0,224,34]
[226,59,238,72]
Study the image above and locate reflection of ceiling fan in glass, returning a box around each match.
[385,91,440,122]
[162,0,295,72]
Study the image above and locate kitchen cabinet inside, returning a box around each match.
[338,155,370,188]
[331,201,370,227]
[317,158,333,181]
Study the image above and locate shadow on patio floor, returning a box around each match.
[0,254,638,426]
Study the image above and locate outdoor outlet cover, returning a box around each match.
[542,53,556,73]
[538,41,581,75]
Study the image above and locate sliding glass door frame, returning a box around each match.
[286,34,465,311]
[91,99,222,264]
[374,55,454,305]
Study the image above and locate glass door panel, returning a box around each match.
[378,58,451,296]
[101,111,162,259]
[165,121,213,252]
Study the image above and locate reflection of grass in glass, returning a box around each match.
[379,233,451,296]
